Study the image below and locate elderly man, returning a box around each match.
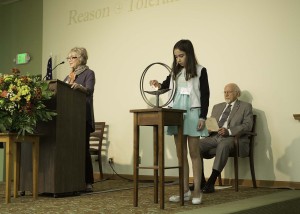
[200,83,253,193]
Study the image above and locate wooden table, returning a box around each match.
[0,133,40,203]
[130,108,186,209]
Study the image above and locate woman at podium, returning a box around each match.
[64,47,95,192]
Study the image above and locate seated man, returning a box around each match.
[200,83,253,193]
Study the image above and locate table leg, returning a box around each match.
[178,123,184,206]
[5,139,12,203]
[32,139,39,199]
[158,123,165,209]
[133,114,139,207]
[153,126,158,203]
[14,142,21,198]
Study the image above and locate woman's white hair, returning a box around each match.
[69,47,88,65]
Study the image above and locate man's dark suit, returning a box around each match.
[200,99,253,172]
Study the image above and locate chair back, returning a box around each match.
[235,114,257,157]
[248,115,257,157]
[90,122,106,151]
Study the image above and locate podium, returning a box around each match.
[20,80,86,195]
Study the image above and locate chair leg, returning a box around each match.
[98,151,103,180]
[234,156,238,191]
[249,156,257,188]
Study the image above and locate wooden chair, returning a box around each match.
[89,122,106,180]
[203,115,257,191]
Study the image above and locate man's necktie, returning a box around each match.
[218,104,232,128]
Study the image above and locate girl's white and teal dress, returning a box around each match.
[167,70,209,137]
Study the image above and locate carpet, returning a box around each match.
[232,198,300,214]
[0,179,291,213]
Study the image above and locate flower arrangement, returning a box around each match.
[0,69,57,135]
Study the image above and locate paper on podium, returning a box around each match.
[206,117,219,132]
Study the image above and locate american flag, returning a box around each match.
[46,57,52,80]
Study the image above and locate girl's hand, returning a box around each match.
[149,80,161,89]
[197,119,205,130]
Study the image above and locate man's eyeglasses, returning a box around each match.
[66,56,78,60]
[224,91,235,94]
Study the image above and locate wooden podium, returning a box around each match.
[20,80,86,195]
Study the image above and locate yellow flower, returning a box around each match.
[0,73,56,135]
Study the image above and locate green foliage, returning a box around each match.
[0,74,57,135]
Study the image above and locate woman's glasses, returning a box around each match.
[66,56,78,60]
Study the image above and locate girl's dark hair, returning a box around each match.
[172,39,198,80]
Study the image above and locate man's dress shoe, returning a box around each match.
[189,184,194,191]
[202,183,215,193]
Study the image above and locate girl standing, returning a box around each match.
[150,39,209,205]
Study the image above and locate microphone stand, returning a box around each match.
[43,61,65,80]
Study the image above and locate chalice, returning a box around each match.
[140,62,176,108]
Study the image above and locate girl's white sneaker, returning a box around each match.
[192,193,203,205]
[169,190,191,202]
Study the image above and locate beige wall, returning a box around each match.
[2,0,300,185]
[43,0,300,183]
[0,0,42,75]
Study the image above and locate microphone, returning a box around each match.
[51,61,65,72]
[43,61,65,80]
